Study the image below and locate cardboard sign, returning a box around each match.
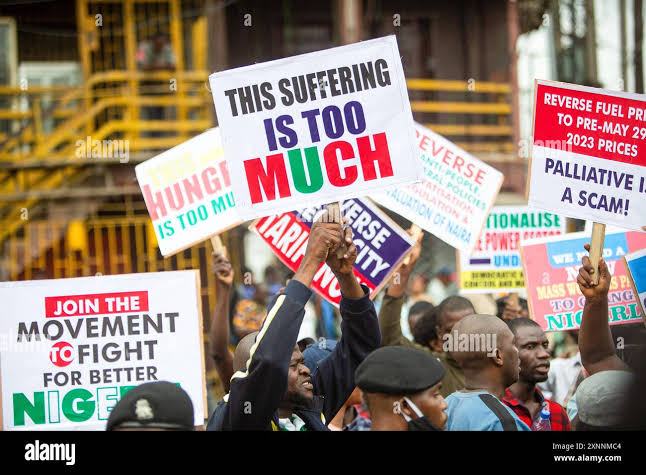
[624,248,646,317]
[457,206,567,293]
[249,198,414,306]
[0,271,206,430]
[528,80,646,229]
[371,122,503,253]
[209,35,420,220]
[521,231,646,331]
[136,128,242,257]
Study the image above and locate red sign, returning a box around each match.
[534,83,646,166]
[44,291,149,318]
[250,198,414,306]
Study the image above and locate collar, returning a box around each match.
[503,386,545,407]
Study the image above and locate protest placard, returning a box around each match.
[520,231,646,331]
[135,128,242,257]
[209,35,420,220]
[624,248,646,317]
[0,271,206,430]
[249,198,414,306]
[370,122,503,253]
[457,206,567,294]
[528,80,646,230]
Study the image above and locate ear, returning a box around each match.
[490,347,504,366]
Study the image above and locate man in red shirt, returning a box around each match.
[503,318,571,431]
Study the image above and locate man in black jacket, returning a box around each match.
[206,212,380,430]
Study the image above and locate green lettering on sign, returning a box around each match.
[13,392,45,426]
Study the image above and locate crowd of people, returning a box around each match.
[105,220,646,431]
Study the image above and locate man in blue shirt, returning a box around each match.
[445,314,530,431]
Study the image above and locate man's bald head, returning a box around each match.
[449,314,519,387]
[233,331,258,373]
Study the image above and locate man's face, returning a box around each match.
[408,275,427,295]
[500,328,521,387]
[408,383,448,430]
[436,308,473,341]
[515,325,551,383]
[284,345,314,408]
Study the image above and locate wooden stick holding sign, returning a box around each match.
[326,202,346,259]
[210,234,227,259]
[403,224,422,266]
[589,222,606,285]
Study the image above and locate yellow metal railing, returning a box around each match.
[406,78,514,154]
[0,70,212,160]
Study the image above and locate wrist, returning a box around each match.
[215,281,231,292]
[585,295,608,307]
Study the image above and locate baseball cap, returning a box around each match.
[302,339,337,372]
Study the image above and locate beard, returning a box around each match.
[285,387,315,409]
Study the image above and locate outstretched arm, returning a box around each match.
[312,218,381,422]
[208,251,235,392]
[223,218,343,429]
[378,231,423,347]
[577,244,630,375]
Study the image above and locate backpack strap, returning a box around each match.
[478,393,519,431]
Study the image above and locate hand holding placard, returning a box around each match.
[577,244,611,302]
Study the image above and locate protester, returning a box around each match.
[428,266,458,304]
[411,307,441,351]
[208,251,236,393]
[356,346,447,431]
[503,318,571,430]
[408,300,434,336]
[571,246,635,430]
[327,387,371,431]
[378,231,474,397]
[444,314,530,431]
[496,295,529,323]
[538,348,583,407]
[106,381,194,431]
[231,283,268,339]
[206,213,380,430]
[572,370,634,430]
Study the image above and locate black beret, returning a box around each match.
[355,346,446,395]
[106,381,194,431]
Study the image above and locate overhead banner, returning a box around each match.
[624,248,646,317]
[457,206,567,293]
[210,35,421,220]
[249,198,414,306]
[528,79,646,229]
[0,271,206,430]
[521,231,646,331]
[371,122,503,253]
[135,128,242,257]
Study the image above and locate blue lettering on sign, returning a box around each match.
[546,233,629,268]
[494,255,520,268]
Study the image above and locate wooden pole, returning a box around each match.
[402,224,422,266]
[589,222,606,285]
[326,202,346,258]
[210,235,227,258]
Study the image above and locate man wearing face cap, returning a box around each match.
[355,346,448,431]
